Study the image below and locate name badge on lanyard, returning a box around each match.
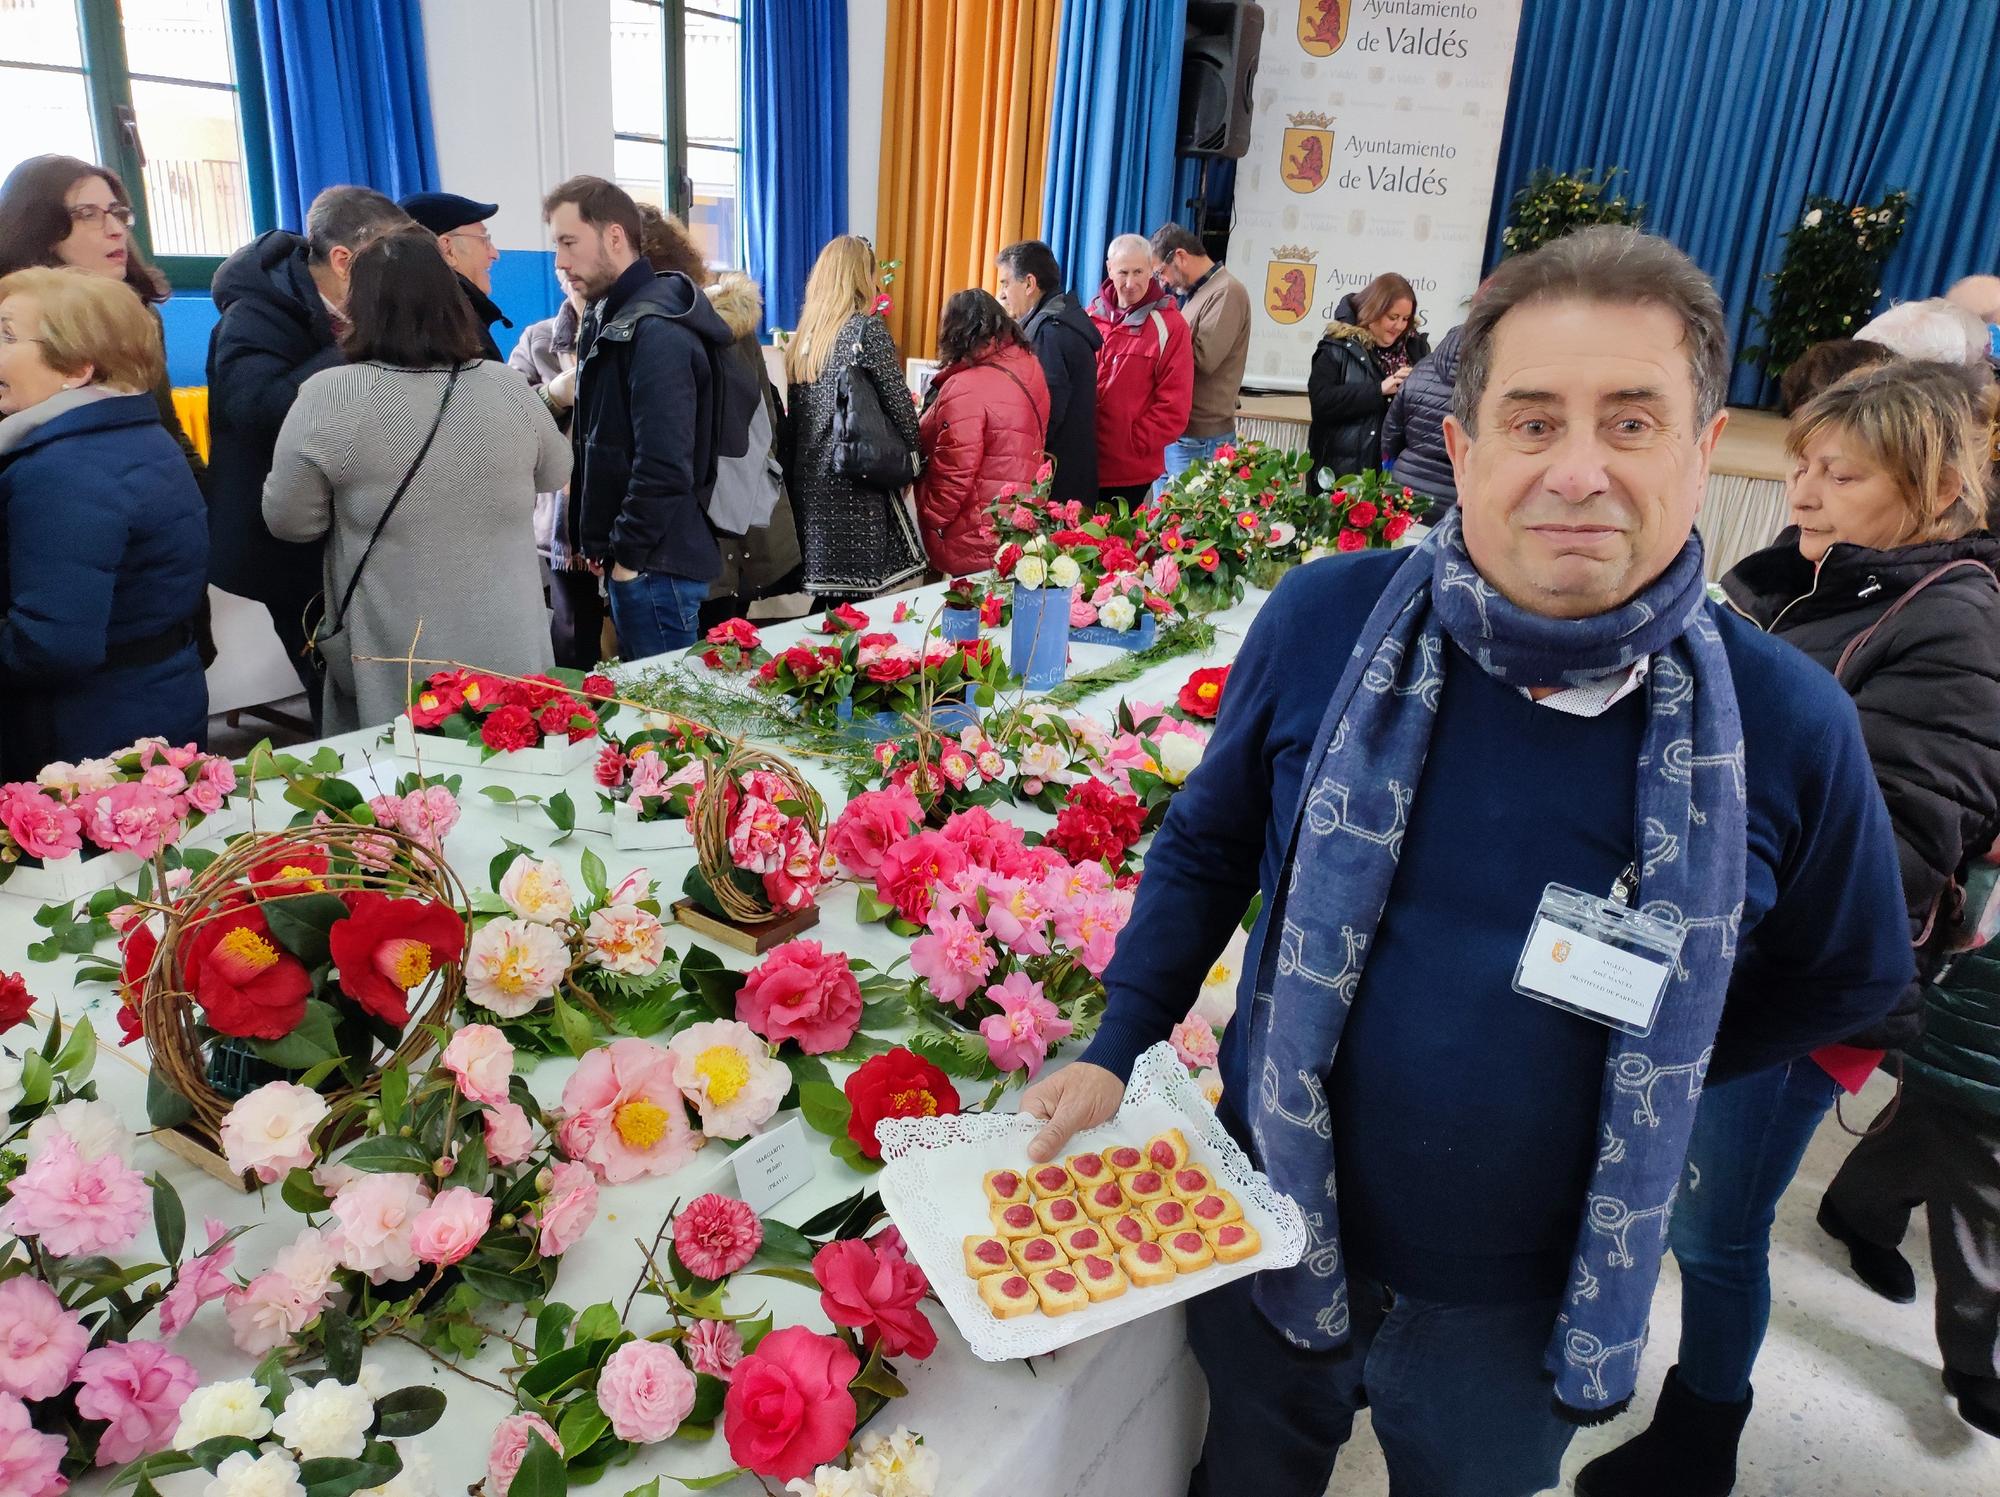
[1513,869,1686,1037]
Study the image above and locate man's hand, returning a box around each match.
[610,563,640,583]
[1020,1062,1126,1162]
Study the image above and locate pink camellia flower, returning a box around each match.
[685,1318,745,1380]
[666,1020,790,1140]
[0,1129,149,1256]
[873,831,967,925]
[0,782,84,860]
[978,972,1074,1079]
[225,1272,321,1355]
[0,1275,89,1400]
[727,792,789,872]
[761,819,824,913]
[488,1413,564,1497]
[938,805,1028,870]
[219,1081,328,1183]
[1052,892,1130,977]
[558,1038,697,1183]
[1069,597,1099,628]
[411,1187,494,1267]
[157,1218,237,1338]
[734,940,862,1055]
[73,782,184,859]
[825,785,924,880]
[909,909,997,1008]
[139,763,191,805]
[596,1339,698,1443]
[582,904,669,976]
[526,1159,599,1257]
[1170,1013,1222,1071]
[979,876,1054,958]
[483,1100,537,1167]
[73,1340,198,1464]
[673,1192,763,1280]
[811,1238,937,1359]
[394,785,460,848]
[0,1393,67,1497]
[184,756,237,816]
[327,1171,432,1284]
[868,1223,920,1283]
[442,1024,515,1104]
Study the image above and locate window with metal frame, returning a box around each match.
[610,0,742,270]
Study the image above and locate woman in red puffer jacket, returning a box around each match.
[916,289,1051,576]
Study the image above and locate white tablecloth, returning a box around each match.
[2,578,1271,1497]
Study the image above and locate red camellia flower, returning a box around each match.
[1346,501,1379,528]
[459,675,508,713]
[819,602,870,635]
[408,674,466,730]
[1385,514,1412,542]
[995,543,1024,578]
[778,644,832,683]
[0,970,34,1033]
[504,674,566,712]
[328,893,467,1025]
[812,1237,938,1358]
[182,901,312,1040]
[979,593,1005,627]
[480,704,541,752]
[1336,528,1369,553]
[594,744,628,788]
[722,1326,859,1481]
[1162,527,1185,552]
[247,848,330,897]
[1236,465,1253,480]
[1047,779,1148,866]
[865,656,917,684]
[1178,665,1232,721]
[707,617,761,650]
[1195,548,1220,572]
[1098,540,1140,575]
[875,831,968,924]
[116,924,156,1044]
[1214,442,1237,463]
[540,697,598,743]
[844,1047,962,1161]
[582,672,618,699]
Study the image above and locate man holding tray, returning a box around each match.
[1021,228,1913,1497]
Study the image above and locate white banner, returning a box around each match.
[1229,0,1525,392]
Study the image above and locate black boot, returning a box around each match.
[1944,1369,2000,1440]
[1816,1194,1917,1303]
[1573,1365,1753,1497]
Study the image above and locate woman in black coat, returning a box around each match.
[1306,272,1429,492]
[1578,359,2000,1496]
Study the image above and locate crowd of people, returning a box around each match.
[6,146,2000,1497]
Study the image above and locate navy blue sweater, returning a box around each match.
[1082,549,1914,1302]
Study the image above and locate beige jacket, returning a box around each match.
[1181,264,1252,437]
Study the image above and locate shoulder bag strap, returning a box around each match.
[1833,558,1999,685]
[330,365,461,632]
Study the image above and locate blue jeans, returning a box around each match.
[1669,1057,1839,1402]
[1186,1269,1575,1496]
[605,570,707,661]
[1158,430,1236,494]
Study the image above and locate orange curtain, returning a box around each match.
[877,0,1060,359]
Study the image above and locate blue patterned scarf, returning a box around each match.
[1246,510,1746,1421]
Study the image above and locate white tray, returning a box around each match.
[875,1043,1306,1361]
[0,802,243,904]
[391,717,599,777]
[611,797,695,851]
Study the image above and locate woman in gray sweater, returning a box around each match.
[264,229,570,733]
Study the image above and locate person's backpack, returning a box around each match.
[707,372,784,537]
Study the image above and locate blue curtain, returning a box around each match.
[742,0,848,341]
[253,0,440,232]
[1040,0,1188,303]
[1491,0,2000,404]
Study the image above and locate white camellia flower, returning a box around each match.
[0,1052,24,1116]
[28,1097,132,1164]
[463,917,571,1017]
[783,1467,872,1497]
[853,1427,941,1497]
[498,857,575,924]
[1047,554,1082,590]
[273,1380,375,1461]
[1802,207,1822,228]
[1097,595,1138,633]
[1267,521,1298,549]
[1013,554,1049,589]
[1302,544,1334,564]
[1022,535,1049,557]
[362,1446,436,1497]
[1158,733,1207,785]
[176,1379,277,1449]
[203,1450,306,1497]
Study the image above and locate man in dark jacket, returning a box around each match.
[997,240,1101,505]
[542,175,735,660]
[205,185,409,702]
[400,190,511,361]
[1381,323,1462,510]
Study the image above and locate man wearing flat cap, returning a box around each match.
[400,190,510,360]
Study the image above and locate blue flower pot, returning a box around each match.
[940,606,980,642]
[1009,585,1074,691]
[836,688,981,743]
[1070,610,1158,653]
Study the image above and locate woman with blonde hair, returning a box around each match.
[782,234,923,600]
[0,267,207,776]
[1579,360,2000,1494]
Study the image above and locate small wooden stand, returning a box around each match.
[151,1121,256,1193]
[672,898,820,955]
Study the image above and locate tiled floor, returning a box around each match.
[1329,1073,2000,1494]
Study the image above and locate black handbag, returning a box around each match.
[829,326,919,490]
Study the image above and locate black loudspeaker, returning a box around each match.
[1177,2,1265,160]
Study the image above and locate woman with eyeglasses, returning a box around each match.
[0,155,207,483]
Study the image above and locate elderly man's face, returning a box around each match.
[1443,298,1726,620]
[1108,246,1153,308]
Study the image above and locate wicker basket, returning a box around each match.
[685,741,827,925]
[138,822,472,1157]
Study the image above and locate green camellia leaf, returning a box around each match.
[572,1301,624,1345]
[151,1174,186,1263]
[556,1395,610,1458]
[796,1081,851,1139]
[251,1000,342,1069]
[373,1386,447,1437]
[336,1135,434,1174]
[579,847,609,901]
[263,892,351,968]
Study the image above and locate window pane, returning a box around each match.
[130,78,252,255]
[121,0,235,85]
[0,0,84,68]
[685,14,738,149]
[0,64,98,166]
[614,137,667,213]
[610,1,663,139]
[687,144,738,270]
[689,0,740,18]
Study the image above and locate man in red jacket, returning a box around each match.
[1088,234,1193,503]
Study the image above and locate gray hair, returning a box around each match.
[1857,298,1992,366]
[1106,233,1151,265]
[1149,222,1204,262]
[305,185,411,265]
[1454,226,1730,433]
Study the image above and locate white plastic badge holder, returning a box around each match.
[1513,883,1686,1037]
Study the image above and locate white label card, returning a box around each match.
[1516,916,1674,1034]
[730,1116,817,1215]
